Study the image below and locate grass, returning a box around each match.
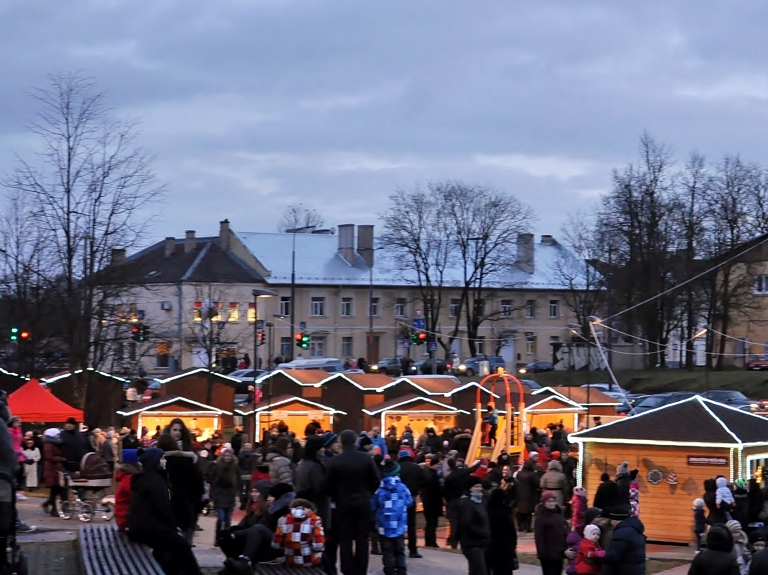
[516,554,689,574]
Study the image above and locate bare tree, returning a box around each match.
[2,72,164,423]
[279,203,324,232]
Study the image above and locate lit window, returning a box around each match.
[156,342,171,368]
[341,297,353,317]
[211,302,222,322]
[129,303,138,323]
[193,302,203,322]
[310,297,326,317]
[228,302,239,323]
[247,303,255,322]
[526,339,536,355]
[549,300,559,319]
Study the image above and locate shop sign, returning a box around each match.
[687,455,728,466]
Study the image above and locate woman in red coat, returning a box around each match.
[114,449,140,530]
[42,428,67,517]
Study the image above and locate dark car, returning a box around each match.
[518,361,554,374]
[454,356,506,377]
[369,357,402,376]
[632,392,698,414]
[518,379,542,391]
[408,358,452,375]
[702,390,757,411]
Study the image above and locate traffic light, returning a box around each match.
[417,331,428,344]
[410,331,419,346]
[139,324,150,342]
[295,333,310,349]
[19,331,30,341]
[258,331,265,345]
[9,327,18,341]
[131,325,140,342]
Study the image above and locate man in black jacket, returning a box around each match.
[455,476,490,575]
[60,417,90,473]
[397,449,425,558]
[325,429,380,575]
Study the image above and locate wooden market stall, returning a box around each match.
[43,368,130,427]
[235,395,346,443]
[362,393,468,438]
[154,368,240,428]
[526,388,586,431]
[317,373,394,431]
[116,395,232,441]
[569,395,768,544]
[445,382,507,431]
[548,386,623,428]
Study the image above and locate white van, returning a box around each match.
[277,358,346,373]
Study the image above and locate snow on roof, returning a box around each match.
[237,231,589,290]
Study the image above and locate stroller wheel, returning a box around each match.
[101,502,114,521]
[78,503,94,523]
[60,501,73,520]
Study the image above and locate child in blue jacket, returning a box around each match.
[372,459,414,575]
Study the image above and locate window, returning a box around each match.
[156,342,171,368]
[228,302,239,323]
[341,297,354,317]
[449,298,461,318]
[369,297,380,317]
[128,342,137,361]
[310,337,326,357]
[395,298,407,318]
[193,301,203,322]
[116,304,126,323]
[475,337,486,355]
[526,338,536,355]
[129,303,138,323]
[549,300,559,319]
[310,297,326,317]
[525,300,535,319]
[474,300,485,317]
[279,296,291,317]
[756,275,768,294]
[280,337,292,358]
[501,299,514,318]
[341,336,354,357]
[247,302,255,322]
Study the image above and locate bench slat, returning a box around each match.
[79,524,164,575]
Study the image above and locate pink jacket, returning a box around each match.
[10,427,24,461]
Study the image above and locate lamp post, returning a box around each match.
[266,321,274,369]
[287,226,315,361]
[253,288,277,442]
[586,316,620,391]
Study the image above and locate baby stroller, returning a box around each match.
[60,453,114,522]
[0,473,28,575]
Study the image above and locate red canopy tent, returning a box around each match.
[9,379,83,422]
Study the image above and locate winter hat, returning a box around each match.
[550,451,561,461]
[735,478,747,490]
[381,460,401,477]
[270,483,294,500]
[322,432,338,447]
[274,436,292,453]
[121,449,139,466]
[726,520,743,534]
[615,461,629,477]
[290,498,317,512]
[398,448,414,461]
[304,435,325,460]
[573,486,586,497]
[66,417,78,426]
[43,428,61,440]
[693,498,705,508]
[540,491,557,503]
[609,504,631,521]
[748,530,767,545]
[443,440,449,447]
[120,427,131,436]
[139,447,164,469]
[585,507,602,525]
[358,436,373,449]
[547,460,563,472]
[583,524,601,541]
[716,476,728,488]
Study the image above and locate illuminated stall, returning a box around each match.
[362,393,468,437]
[236,395,346,443]
[117,395,232,441]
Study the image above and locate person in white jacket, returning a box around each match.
[22,438,41,490]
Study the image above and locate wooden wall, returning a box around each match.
[583,443,731,544]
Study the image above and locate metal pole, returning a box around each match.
[588,320,620,390]
[253,294,259,371]
[290,232,297,361]
[368,262,373,362]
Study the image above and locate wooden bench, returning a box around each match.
[255,563,325,575]
[79,524,164,575]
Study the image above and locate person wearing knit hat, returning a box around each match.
[398,447,415,461]
[534,488,567,575]
[455,473,490,575]
[114,449,140,531]
[601,503,646,574]
[139,447,165,469]
[381,459,401,477]
[726,519,749,573]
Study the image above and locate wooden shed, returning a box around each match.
[154,368,240,428]
[43,368,130,428]
[569,396,768,544]
[316,373,393,431]
[526,388,586,431]
[362,393,469,436]
[235,395,346,443]
[382,376,463,401]
[548,386,622,427]
[256,369,330,399]
[117,395,232,441]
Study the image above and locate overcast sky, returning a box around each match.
[2,1,768,243]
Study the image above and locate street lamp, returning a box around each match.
[568,322,592,428]
[586,316,620,391]
[287,226,316,361]
[694,327,709,394]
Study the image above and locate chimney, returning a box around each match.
[541,234,555,246]
[337,224,356,266]
[164,237,175,259]
[357,225,374,267]
[185,230,196,253]
[111,248,126,266]
[516,233,534,274]
[219,219,231,250]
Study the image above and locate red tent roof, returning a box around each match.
[9,379,83,422]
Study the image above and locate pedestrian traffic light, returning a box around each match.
[295,332,310,349]
[9,327,18,341]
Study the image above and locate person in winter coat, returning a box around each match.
[688,524,739,575]
[750,543,768,575]
[451,430,473,461]
[575,524,606,575]
[540,460,569,508]
[60,417,90,474]
[593,473,619,512]
[534,491,567,575]
[486,488,518,575]
[210,448,240,534]
[421,455,444,549]
[614,462,632,506]
[725,520,750,575]
[732,479,749,530]
[41,428,67,516]
[266,436,295,486]
[372,460,413,575]
[571,486,588,535]
[602,505,646,575]
[444,459,472,549]
[424,428,443,456]
[272,498,325,567]
[693,498,707,551]
[127,448,204,575]
[717,476,736,510]
[294,435,329,526]
[396,449,424,559]
[565,508,602,575]
[705,478,729,525]
[747,479,764,528]
[456,476,491,575]
[516,459,539,533]
[156,432,204,543]
[114,449,140,531]
[22,437,41,490]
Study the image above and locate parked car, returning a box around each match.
[702,389,759,411]
[369,357,402,376]
[407,358,452,375]
[518,361,554,374]
[580,382,629,395]
[747,355,768,370]
[632,392,699,414]
[276,358,346,373]
[454,356,506,377]
[518,379,542,391]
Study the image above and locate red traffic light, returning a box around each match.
[417,331,427,342]
[19,331,30,340]
[295,333,303,342]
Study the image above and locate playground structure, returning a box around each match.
[466,371,527,463]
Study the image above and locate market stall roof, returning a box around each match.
[255,369,331,387]
[321,372,395,391]
[528,388,586,411]
[548,386,621,406]
[569,395,768,447]
[235,395,347,416]
[389,376,464,396]
[444,381,501,399]
[152,367,240,385]
[42,367,130,385]
[362,393,470,416]
[9,378,83,422]
[116,395,232,416]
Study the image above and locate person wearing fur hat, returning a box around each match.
[540,460,569,507]
[127,447,205,575]
[456,476,491,575]
[534,491,567,575]
[114,449,139,531]
[372,459,413,575]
